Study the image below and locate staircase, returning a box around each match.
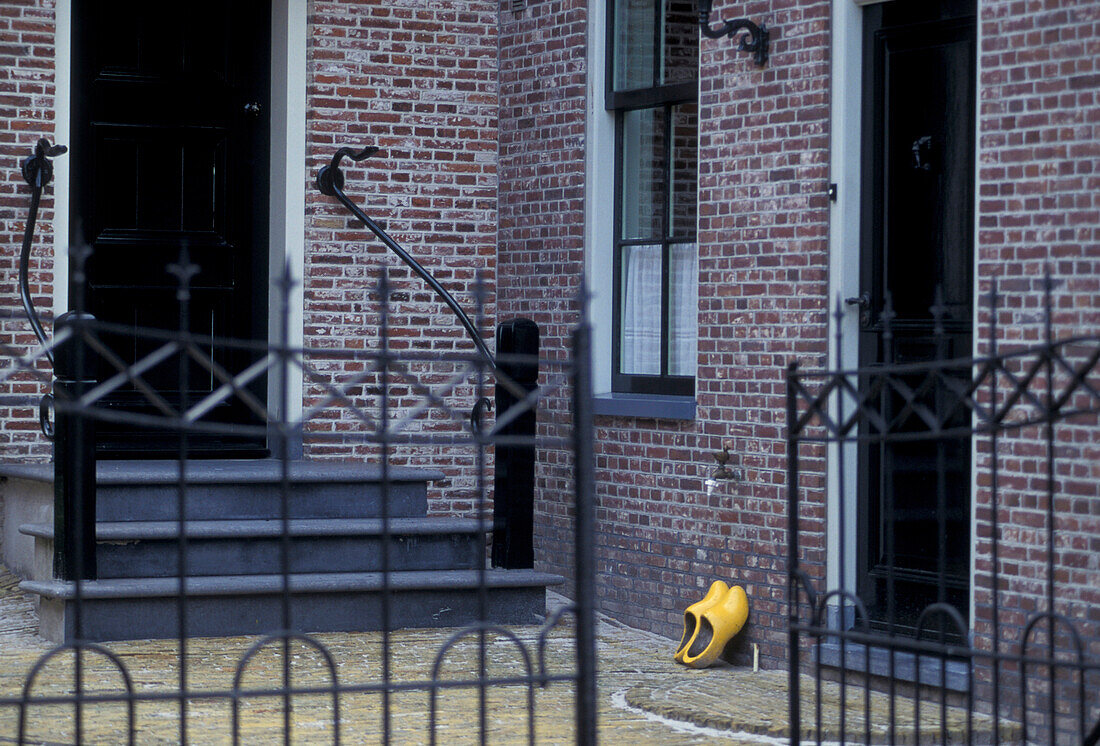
[4,460,561,642]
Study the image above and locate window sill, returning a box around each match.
[816,641,970,692]
[592,393,695,420]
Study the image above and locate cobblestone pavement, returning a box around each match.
[1,567,1010,744]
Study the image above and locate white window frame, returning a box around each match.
[584,1,698,414]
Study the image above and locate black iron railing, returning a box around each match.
[316,145,496,372]
[0,253,596,744]
[17,137,67,437]
[786,277,1100,744]
[316,145,542,569]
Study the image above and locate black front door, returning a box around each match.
[71,1,270,457]
[856,0,976,631]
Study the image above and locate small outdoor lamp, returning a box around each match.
[697,0,769,66]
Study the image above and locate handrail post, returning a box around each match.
[52,311,97,581]
[491,318,539,568]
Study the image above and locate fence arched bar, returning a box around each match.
[1019,611,1086,744]
[427,623,536,746]
[18,642,136,746]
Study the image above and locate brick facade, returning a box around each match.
[0,0,55,462]
[971,0,1100,730]
[497,0,589,595]
[302,0,499,515]
[0,2,1097,723]
[498,0,833,671]
[688,0,832,666]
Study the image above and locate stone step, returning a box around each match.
[0,460,443,522]
[4,459,556,645]
[19,518,484,578]
[22,569,564,641]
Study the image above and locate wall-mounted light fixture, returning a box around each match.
[698,0,769,66]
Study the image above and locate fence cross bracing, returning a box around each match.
[0,245,597,745]
[787,276,1100,745]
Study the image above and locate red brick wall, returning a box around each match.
[497,0,588,583]
[972,0,1100,733]
[303,0,500,516]
[0,7,1097,719]
[0,0,55,462]
[635,0,831,665]
[547,0,1098,688]
[501,0,833,667]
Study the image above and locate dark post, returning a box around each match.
[491,318,539,569]
[571,315,597,746]
[52,311,97,580]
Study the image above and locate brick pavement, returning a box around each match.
[0,567,1012,743]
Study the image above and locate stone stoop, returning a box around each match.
[3,460,561,642]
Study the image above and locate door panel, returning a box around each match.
[856,0,976,632]
[71,1,270,456]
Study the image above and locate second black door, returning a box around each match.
[856,0,977,632]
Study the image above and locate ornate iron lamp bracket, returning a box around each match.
[698,0,769,66]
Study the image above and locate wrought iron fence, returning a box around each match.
[787,278,1100,744]
[0,243,596,744]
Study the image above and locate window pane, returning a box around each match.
[662,0,699,85]
[614,0,657,91]
[669,101,698,238]
[620,244,662,375]
[620,107,666,240]
[668,243,697,376]
[614,0,698,92]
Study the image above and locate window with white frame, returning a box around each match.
[607,0,698,396]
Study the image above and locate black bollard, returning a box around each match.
[491,318,539,569]
[52,311,97,580]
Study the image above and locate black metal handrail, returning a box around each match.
[18,137,68,437]
[19,138,66,360]
[316,145,499,432]
[316,145,497,373]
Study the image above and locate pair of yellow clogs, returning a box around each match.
[673,580,749,669]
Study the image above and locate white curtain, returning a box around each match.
[620,243,697,378]
[620,245,662,374]
[668,242,697,376]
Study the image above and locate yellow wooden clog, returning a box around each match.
[673,580,729,663]
[681,584,749,669]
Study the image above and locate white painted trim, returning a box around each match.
[827,0,985,630]
[585,6,701,395]
[826,0,863,597]
[584,5,615,395]
[269,0,307,425]
[52,0,71,318]
[968,0,983,632]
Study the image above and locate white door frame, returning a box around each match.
[825,0,984,626]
